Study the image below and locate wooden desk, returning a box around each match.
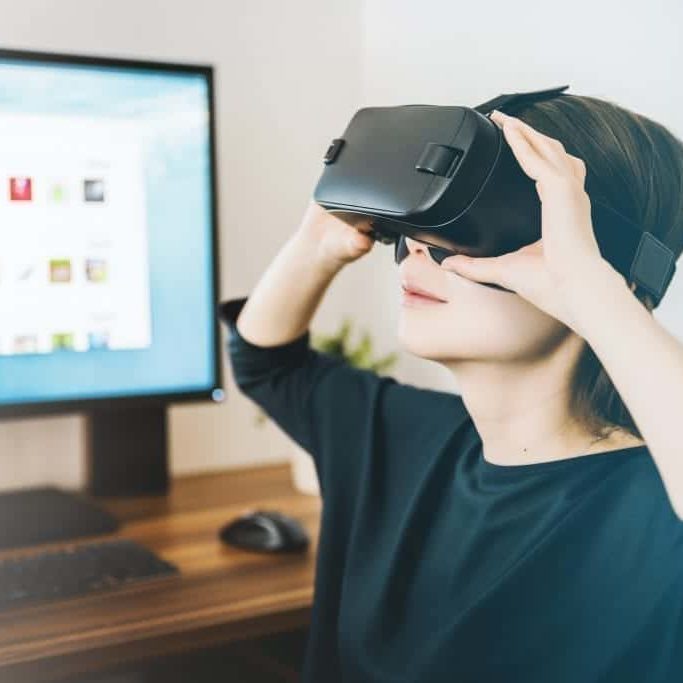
[0,464,321,682]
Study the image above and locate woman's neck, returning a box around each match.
[447,342,645,466]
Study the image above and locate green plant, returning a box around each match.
[254,317,399,427]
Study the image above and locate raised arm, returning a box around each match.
[234,200,376,347]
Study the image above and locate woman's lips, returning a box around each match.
[401,286,448,306]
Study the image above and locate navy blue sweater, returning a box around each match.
[219,295,683,683]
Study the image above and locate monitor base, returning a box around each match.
[0,487,119,550]
[86,403,169,497]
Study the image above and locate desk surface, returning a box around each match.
[0,464,321,683]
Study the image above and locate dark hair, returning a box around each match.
[515,94,683,440]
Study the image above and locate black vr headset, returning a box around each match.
[313,85,677,307]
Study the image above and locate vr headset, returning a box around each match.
[313,85,677,307]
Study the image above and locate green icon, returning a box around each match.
[51,184,67,203]
[52,333,75,351]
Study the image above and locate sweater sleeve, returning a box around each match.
[217,296,470,497]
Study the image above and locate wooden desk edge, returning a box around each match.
[0,605,313,683]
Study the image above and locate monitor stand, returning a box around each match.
[86,402,170,497]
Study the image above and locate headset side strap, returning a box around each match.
[591,200,676,306]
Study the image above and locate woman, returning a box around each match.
[219,94,683,682]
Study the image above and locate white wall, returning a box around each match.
[2,0,682,490]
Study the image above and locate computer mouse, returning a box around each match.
[218,509,310,553]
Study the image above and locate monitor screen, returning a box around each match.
[0,51,221,412]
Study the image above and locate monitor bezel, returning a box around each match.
[0,47,224,418]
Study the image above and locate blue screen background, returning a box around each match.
[0,58,218,405]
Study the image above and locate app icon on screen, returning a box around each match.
[88,331,110,350]
[49,259,72,283]
[52,333,75,351]
[83,179,105,202]
[49,182,68,204]
[9,177,32,201]
[85,259,108,283]
[17,264,37,282]
[13,335,38,354]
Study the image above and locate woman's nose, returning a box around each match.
[405,236,432,259]
[404,236,420,253]
[399,236,456,266]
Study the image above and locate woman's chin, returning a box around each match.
[397,325,459,360]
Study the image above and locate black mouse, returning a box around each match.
[219,509,309,553]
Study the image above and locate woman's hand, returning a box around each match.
[439,110,623,336]
[296,200,376,271]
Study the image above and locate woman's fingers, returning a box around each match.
[491,110,583,181]
[498,119,548,181]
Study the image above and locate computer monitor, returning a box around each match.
[0,48,223,496]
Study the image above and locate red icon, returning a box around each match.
[9,177,33,201]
